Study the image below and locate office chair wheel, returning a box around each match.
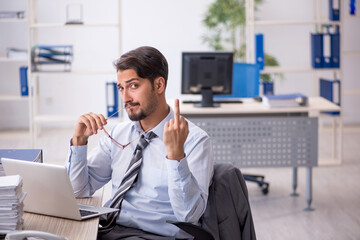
[261,184,269,195]
[243,174,270,195]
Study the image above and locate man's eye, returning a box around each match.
[130,84,138,88]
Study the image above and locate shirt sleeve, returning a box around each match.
[165,133,214,223]
[66,137,112,198]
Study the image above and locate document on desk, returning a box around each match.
[262,93,308,108]
[0,175,26,235]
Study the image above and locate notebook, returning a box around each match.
[1,158,118,221]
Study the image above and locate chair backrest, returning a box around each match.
[200,163,257,240]
[168,163,257,240]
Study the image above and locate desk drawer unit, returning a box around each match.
[186,115,318,168]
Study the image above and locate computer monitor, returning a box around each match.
[181,51,233,107]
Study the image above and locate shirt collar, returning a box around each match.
[132,105,174,141]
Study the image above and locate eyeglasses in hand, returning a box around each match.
[102,106,152,149]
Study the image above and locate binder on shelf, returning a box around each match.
[262,81,274,95]
[320,78,340,115]
[106,82,119,118]
[19,66,28,96]
[330,29,340,68]
[255,34,264,70]
[31,45,73,72]
[311,33,323,68]
[0,149,43,176]
[350,0,356,15]
[322,33,332,68]
[311,25,340,69]
[329,0,340,21]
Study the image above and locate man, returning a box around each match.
[66,46,214,239]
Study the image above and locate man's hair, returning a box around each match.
[114,46,168,87]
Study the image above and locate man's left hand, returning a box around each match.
[163,99,189,161]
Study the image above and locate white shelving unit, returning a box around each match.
[0,5,29,130]
[27,0,122,145]
[245,0,344,165]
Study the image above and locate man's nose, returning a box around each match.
[121,89,132,103]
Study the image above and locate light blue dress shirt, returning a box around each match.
[66,107,214,238]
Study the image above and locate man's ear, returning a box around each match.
[154,77,166,94]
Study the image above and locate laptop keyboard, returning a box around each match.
[79,209,98,217]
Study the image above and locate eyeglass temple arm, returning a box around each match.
[106,106,126,120]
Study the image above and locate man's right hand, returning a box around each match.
[72,112,107,146]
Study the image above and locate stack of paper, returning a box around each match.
[262,93,308,108]
[0,175,26,236]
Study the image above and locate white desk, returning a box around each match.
[178,96,341,210]
[179,96,340,115]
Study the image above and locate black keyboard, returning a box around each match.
[80,209,98,217]
[183,98,243,104]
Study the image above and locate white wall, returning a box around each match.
[0,0,359,130]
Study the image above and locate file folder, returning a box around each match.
[255,34,264,70]
[322,33,332,68]
[0,149,42,163]
[31,45,73,72]
[350,0,356,15]
[262,81,274,95]
[320,78,340,115]
[215,63,260,99]
[330,31,340,68]
[311,33,323,68]
[0,149,43,176]
[329,0,340,21]
[106,82,119,118]
[19,66,28,96]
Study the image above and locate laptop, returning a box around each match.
[1,158,118,221]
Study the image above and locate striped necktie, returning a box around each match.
[99,131,157,233]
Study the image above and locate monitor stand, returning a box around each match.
[195,88,219,108]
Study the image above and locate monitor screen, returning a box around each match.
[181,51,233,107]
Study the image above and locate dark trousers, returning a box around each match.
[97,225,189,240]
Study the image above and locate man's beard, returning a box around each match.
[126,92,158,121]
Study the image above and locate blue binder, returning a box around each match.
[350,0,356,15]
[322,33,332,68]
[329,0,340,21]
[262,81,274,95]
[311,33,323,68]
[106,82,119,118]
[0,149,43,164]
[330,30,340,68]
[320,78,340,115]
[255,34,264,70]
[215,63,260,99]
[19,66,28,96]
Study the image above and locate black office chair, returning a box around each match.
[243,173,269,195]
[169,162,257,240]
